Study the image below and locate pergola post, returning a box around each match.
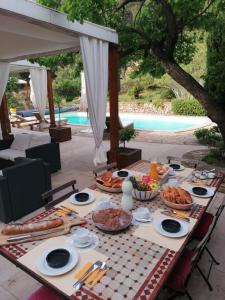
[107,44,119,164]
[47,70,56,127]
[0,94,11,139]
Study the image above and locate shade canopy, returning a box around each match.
[10,60,46,73]
[0,0,118,62]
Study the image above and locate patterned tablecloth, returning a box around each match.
[0,161,223,300]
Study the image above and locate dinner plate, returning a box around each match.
[169,164,185,171]
[112,169,131,178]
[153,217,189,238]
[69,191,95,206]
[36,246,79,276]
[186,186,215,198]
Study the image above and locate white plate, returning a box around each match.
[153,217,189,238]
[112,169,131,178]
[169,164,185,171]
[187,186,215,198]
[36,246,79,276]
[69,191,95,206]
[133,212,152,223]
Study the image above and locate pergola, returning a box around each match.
[0,0,119,164]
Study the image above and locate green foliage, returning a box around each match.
[152,98,165,109]
[205,12,225,103]
[6,76,20,108]
[53,65,81,102]
[171,99,206,116]
[119,128,137,148]
[194,126,222,146]
[128,83,143,99]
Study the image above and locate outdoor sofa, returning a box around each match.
[0,157,51,223]
[0,132,61,173]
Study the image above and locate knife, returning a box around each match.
[161,211,190,222]
[7,227,64,242]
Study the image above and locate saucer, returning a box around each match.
[133,212,152,223]
[73,237,93,248]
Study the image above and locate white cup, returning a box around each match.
[71,228,92,244]
[136,207,150,219]
[207,172,215,179]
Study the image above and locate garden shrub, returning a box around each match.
[128,83,143,99]
[172,98,206,116]
[194,126,222,146]
[160,88,175,100]
[152,98,165,109]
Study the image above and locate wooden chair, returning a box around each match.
[167,156,199,169]
[41,179,78,209]
[93,162,117,177]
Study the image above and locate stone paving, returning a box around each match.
[0,134,224,300]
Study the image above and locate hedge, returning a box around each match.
[171,99,207,116]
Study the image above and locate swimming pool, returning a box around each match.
[58,112,211,132]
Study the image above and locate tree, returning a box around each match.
[37,0,225,145]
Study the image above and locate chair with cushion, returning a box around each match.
[0,158,51,223]
[28,286,63,300]
[0,133,61,173]
[166,201,225,299]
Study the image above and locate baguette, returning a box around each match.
[1,218,64,235]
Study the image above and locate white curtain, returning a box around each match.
[80,37,108,165]
[0,62,10,139]
[30,68,47,127]
[80,71,88,111]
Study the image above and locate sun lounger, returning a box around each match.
[10,115,40,130]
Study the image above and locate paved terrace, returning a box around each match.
[0,134,224,300]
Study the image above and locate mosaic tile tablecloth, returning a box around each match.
[0,161,223,300]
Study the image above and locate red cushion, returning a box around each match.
[27,286,63,300]
[167,249,195,293]
[193,212,214,241]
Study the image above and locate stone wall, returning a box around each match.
[107,101,172,114]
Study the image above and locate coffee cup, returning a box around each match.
[136,207,150,219]
[71,228,92,244]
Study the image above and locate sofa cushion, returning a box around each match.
[10,133,31,151]
[0,149,25,161]
[29,134,51,148]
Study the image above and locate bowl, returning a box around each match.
[169,163,181,170]
[132,189,159,201]
[75,192,89,202]
[117,170,129,178]
[161,219,181,233]
[162,197,193,211]
[192,187,207,196]
[96,181,122,193]
[46,249,70,269]
[92,208,132,232]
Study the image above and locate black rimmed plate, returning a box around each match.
[75,192,89,202]
[192,187,207,196]
[46,248,70,269]
[161,219,181,233]
[69,190,96,206]
[169,163,181,170]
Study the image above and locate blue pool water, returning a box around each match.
[60,113,209,131]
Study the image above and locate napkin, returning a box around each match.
[74,262,107,287]
[93,198,116,211]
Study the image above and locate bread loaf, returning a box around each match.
[1,218,64,235]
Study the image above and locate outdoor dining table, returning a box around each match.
[0,160,224,300]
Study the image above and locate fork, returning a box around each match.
[87,262,107,285]
[73,261,103,291]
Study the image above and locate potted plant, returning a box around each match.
[117,128,142,168]
[49,95,72,142]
